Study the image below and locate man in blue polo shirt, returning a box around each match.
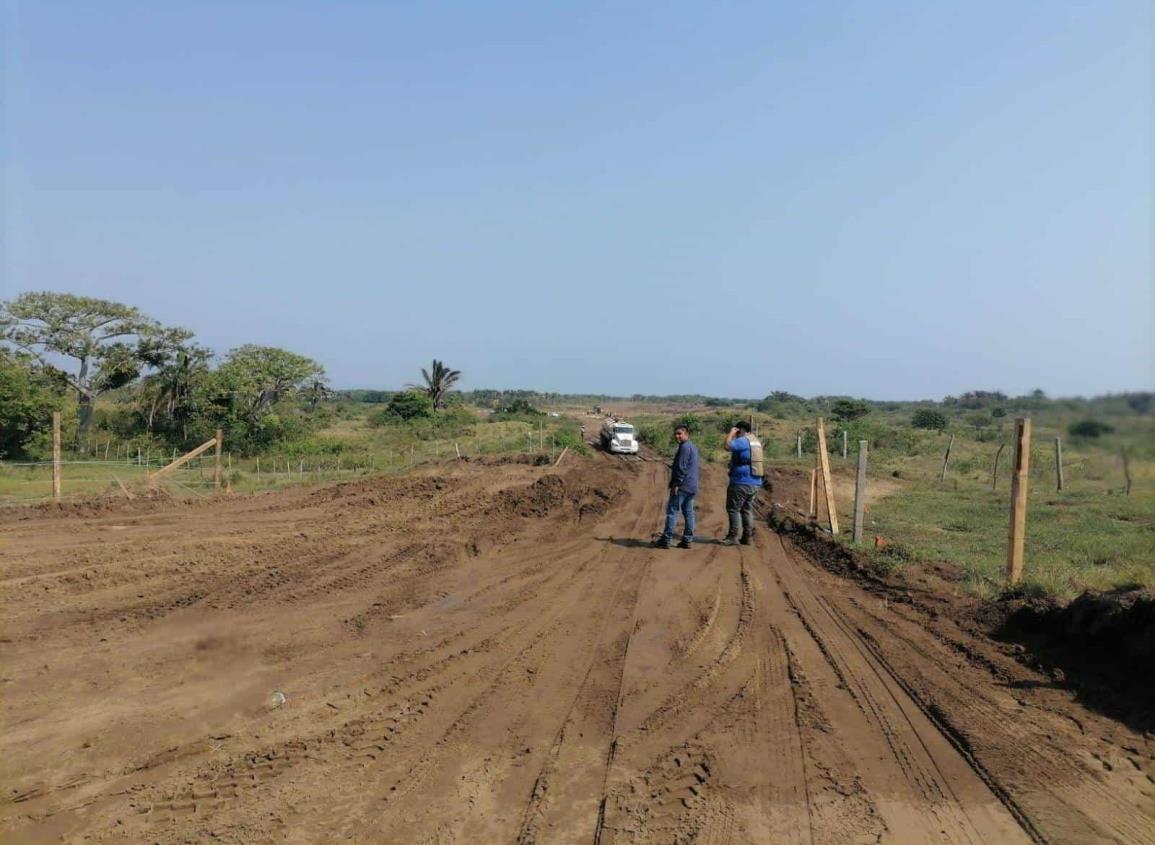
[652,423,699,549]
[722,420,762,546]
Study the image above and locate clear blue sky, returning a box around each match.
[2,1,1151,399]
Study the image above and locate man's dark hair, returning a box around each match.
[734,420,751,433]
[673,423,689,434]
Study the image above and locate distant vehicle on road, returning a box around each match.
[601,420,639,454]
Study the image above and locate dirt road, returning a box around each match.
[2,454,1152,843]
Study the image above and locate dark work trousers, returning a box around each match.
[725,483,760,540]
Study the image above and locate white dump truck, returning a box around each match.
[600,420,640,455]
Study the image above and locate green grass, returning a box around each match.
[0,408,590,504]
[864,485,1155,599]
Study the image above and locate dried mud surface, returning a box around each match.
[2,456,1152,844]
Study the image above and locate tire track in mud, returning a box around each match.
[515,493,658,844]
[767,535,1036,845]
[131,538,628,841]
[217,465,667,843]
[827,584,1155,845]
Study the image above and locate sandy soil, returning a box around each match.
[1,453,1151,844]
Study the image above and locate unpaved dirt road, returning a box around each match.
[2,454,1152,844]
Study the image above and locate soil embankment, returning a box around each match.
[2,456,1151,843]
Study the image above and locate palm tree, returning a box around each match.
[415,359,461,409]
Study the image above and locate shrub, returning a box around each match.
[911,409,948,430]
[1068,419,1114,438]
[636,422,674,449]
[675,414,704,435]
[553,426,590,455]
[384,390,434,421]
[831,399,870,422]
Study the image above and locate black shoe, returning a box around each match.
[651,537,672,549]
[721,536,738,546]
[677,539,692,549]
[740,535,754,546]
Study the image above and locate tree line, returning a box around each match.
[0,292,332,457]
[0,292,466,459]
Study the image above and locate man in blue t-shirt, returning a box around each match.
[722,420,762,546]
[652,424,699,549]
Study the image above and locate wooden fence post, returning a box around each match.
[939,434,955,482]
[815,418,839,535]
[214,430,223,491]
[1006,418,1032,585]
[1054,437,1064,492]
[808,469,817,520]
[1122,447,1132,496]
[842,430,848,459]
[853,440,868,543]
[992,442,1005,492]
[52,412,62,501]
[796,435,802,459]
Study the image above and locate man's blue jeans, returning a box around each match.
[663,490,696,541]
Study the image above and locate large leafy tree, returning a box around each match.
[195,346,326,450]
[415,359,461,409]
[0,292,167,443]
[0,349,67,459]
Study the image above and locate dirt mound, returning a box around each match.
[468,453,554,467]
[1000,588,1155,716]
[489,472,625,519]
[305,474,458,507]
[2,485,189,521]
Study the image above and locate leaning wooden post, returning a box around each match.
[853,440,868,543]
[815,418,840,535]
[992,442,1005,492]
[213,430,223,491]
[939,434,955,482]
[1054,437,1064,492]
[52,411,62,501]
[1006,418,1032,585]
[1121,447,1132,496]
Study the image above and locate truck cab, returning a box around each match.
[600,421,639,454]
